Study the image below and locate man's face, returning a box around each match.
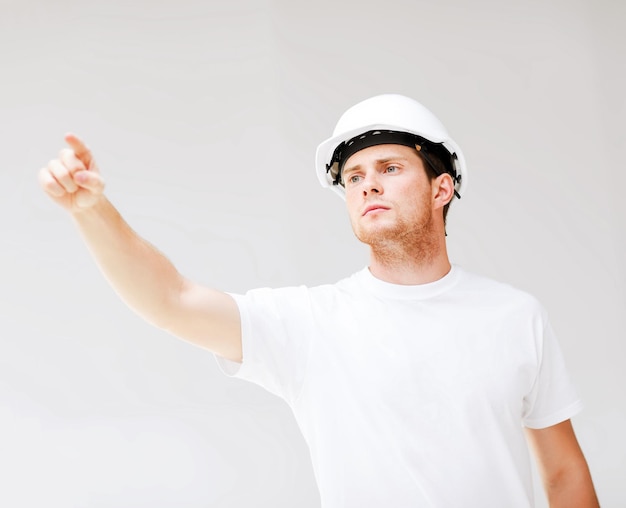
[342,143,436,249]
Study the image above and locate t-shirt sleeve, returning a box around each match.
[214,286,313,404]
[522,317,584,429]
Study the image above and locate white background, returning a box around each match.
[1,0,624,506]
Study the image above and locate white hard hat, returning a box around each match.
[315,94,468,200]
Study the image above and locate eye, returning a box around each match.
[344,174,362,185]
[385,165,398,173]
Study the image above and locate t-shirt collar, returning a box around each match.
[356,264,461,300]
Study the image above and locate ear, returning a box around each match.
[432,173,455,210]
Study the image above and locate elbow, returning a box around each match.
[545,460,599,508]
[144,275,187,332]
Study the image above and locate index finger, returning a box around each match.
[64,132,94,169]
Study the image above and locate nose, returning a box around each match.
[363,172,382,196]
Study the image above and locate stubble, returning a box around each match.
[353,205,438,268]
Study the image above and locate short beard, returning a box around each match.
[353,208,438,267]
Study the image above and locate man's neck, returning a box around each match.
[368,239,451,286]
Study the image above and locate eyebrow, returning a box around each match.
[342,156,410,176]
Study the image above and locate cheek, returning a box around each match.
[345,197,357,221]
[345,191,360,212]
[398,184,430,212]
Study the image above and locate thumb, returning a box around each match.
[64,132,96,171]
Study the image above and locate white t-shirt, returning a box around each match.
[217,266,583,507]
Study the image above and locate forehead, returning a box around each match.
[342,143,421,173]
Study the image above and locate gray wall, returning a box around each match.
[1,0,624,506]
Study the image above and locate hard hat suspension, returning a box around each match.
[326,129,461,198]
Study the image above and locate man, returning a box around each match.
[39,94,598,507]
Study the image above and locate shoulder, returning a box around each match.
[233,270,364,309]
[455,267,547,318]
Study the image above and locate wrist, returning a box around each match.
[70,195,111,222]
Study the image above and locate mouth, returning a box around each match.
[362,204,390,216]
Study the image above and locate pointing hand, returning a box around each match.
[39,134,105,212]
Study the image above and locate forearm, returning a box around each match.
[41,135,241,358]
[545,461,599,508]
[526,421,599,508]
[72,197,182,328]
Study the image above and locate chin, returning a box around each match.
[352,214,437,249]
[353,223,402,246]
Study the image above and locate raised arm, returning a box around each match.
[38,134,242,362]
[525,419,599,507]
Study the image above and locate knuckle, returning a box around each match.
[48,159,65,174]
[44,179,63,196]
[59,149,83,170]
[58,148,72,159]
[45,181,59,192]
[38,168,51,186]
